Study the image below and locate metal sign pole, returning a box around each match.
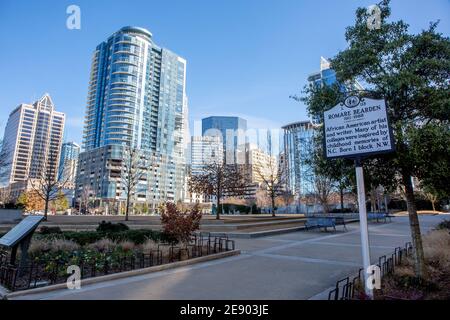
[355,158,373,298]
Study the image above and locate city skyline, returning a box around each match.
[0,1,448,304]
[1,0,448,145]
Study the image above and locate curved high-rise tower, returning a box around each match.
[77,27,188,211]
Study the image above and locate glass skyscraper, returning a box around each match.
[202,116,247,164]
[76,27,188,211]
[58,142,80,188]
[307,57,340,88]
[282,121,315,198]
[282,57,364,199]
[307,57,364,124]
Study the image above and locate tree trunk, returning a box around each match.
[370,188,376,212]
[340,187,344,213]
[403,172,427,279]
[431,201,436,212]
[323,203,329,215]
[216,191,221,220]
[271,193,276,217]
[44,195,49,221]
[125,195,130,221]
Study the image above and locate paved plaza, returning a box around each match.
[11,215,448,300]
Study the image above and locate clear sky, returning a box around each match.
[0,0,448,145]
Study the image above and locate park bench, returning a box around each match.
[367,212,393,223]
[334,217,348,231]
[305,217,346,232]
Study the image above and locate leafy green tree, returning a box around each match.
[300,0,449,279]
[50,190,69,212]
[16,192,27,209]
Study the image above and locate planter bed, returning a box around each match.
[0,232,235,292]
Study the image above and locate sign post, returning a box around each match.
[355,158,372,297]
[0,215,45,275]
[323,95,394,298]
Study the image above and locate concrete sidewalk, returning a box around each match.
[10,215,447,300]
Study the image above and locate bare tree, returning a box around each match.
[312,174,336,214]
[279,190,294,212]
[303,135,338,215]
[29,149,69,220]
[255,188,270,210]
[254,156,286,217]
[121,147,146,221]
[78,185,92,214]
[189,162,247,220]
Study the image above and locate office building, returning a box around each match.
[0,94,65,192]
[243,143,277,186]
[190,136,223,176]
[202,116,247,164]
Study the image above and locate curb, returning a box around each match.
[0,285,10,300]
[224,226,307,239]
[1,249,240,300]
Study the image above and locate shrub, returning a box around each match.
[108,229,167,244]
[87,239,116,253]
[36,229,169,246]
[60,231,104,246]
[222,204,251,214]
[28,239,51,257]
[142,239,159,252]
[49,239,80,253]
[436,220,450,230]
[251,204,260,214]
[161,202,202,245]
[118,241,135,253]
[330,208,353,214]
[423,229,450,269]
[96,221,129,233]
[39,226,62,235]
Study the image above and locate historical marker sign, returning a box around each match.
[0,215,44,248]
[322,95,395,298]
[324,97,394,159]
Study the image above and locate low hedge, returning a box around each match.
[36,229,175,245]
[437,220,450,230]
[96,221,129,233]
[39,226,63,235]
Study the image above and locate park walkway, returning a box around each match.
[11,215,447,300]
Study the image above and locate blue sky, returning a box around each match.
[0,0,448,145]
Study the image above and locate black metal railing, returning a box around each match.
[328,242,413,300]
[0,234,235,292]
